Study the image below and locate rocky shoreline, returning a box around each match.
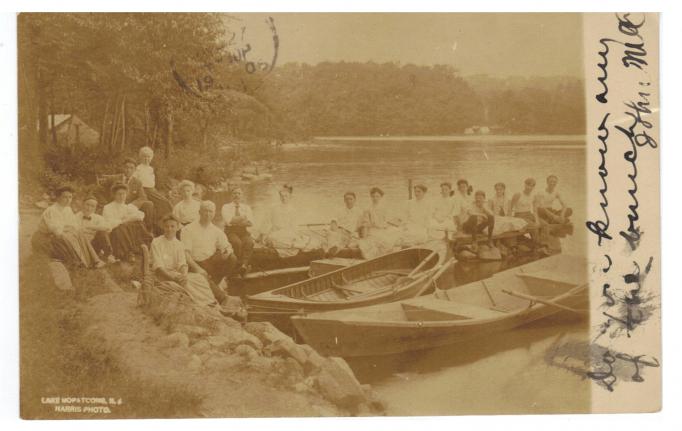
[20,209,384,418]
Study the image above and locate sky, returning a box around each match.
[225,13,583,77]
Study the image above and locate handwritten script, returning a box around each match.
[586,13,659,392]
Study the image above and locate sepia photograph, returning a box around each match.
[14,11,660,419]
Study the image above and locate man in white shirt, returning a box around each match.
[182,200,238,303]
[76,196,115,263]
[536,174,573,224]
[220,187,254,275]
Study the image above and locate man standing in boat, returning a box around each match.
[221,186,255,276]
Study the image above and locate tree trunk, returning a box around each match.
[110,95,121,153]
[49,106,57,146]
[151,122,158,149]
[99,98,111,148]
[164,107,173,159]
[120,96,126,152]
[202,118,209,149]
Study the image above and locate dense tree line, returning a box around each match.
[18,13,585,182]
[256,63,585,138]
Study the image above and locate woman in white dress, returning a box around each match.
[150,214,217,307]
[172,180,200,226]
[362,187,402,251]
[453,179,474,228]
[31,185,105,269]
[429,182,458,239]
[103,183,153,261]
[261,184,320,253]
[133,146,173,221]
[401,184,432,246]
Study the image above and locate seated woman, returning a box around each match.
[489,182,511,216]
[172,180,200,226]
[488,182,527,236]
[75,195,116,264]
[31,185,105,269]
[260,184,321,255]
[102,183,153,262]
[151,214,218,307]
[461,190,496,250]
[453,179,474,215]
[362,187,402,251]
[401,184,432,246]
[429,182,458,239]
[132,146,173,223]
[325,192,364,256]
[121,157,156,234]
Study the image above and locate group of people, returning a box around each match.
[31,141,573,307]
[31,146,257,311]
[319,174,573,258]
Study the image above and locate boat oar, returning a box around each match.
[501,288,587,315]
[406,250,439,278]
[417,258,455,296]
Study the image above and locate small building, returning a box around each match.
[42,114,100,148]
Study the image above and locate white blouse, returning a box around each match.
[39,204,79,236]
[151,235,186,272]
[334,205,364,234]
[405,198,433,228]
[173,199,200,224]
[133,164,155,188]
[432,196,457,223]
[264,202,298,233]
[102,201,145,228]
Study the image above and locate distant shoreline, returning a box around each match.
[312,134,586,143]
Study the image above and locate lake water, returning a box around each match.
[210,136,591,414]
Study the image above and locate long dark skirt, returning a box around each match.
[31,230,101,268]
[131,199,157,235]
[143,187,173,221]
[109,221,153,259]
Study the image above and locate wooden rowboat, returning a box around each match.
[291,253,587,357]
[245,246,453,315]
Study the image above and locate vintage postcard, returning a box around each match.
[16,12,660,418]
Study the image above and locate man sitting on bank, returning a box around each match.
[536,174,573,225]
[181,200,238,304]
[221,187,254,276]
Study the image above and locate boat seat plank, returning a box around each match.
[402,299,506,322]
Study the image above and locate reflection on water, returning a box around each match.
[215,138,589,413]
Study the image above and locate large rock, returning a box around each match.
[203,354,243,372]
[190,339,211,354]
[315,361,366,410]
[243,321,290,346]
[159,332,190,349]
[171,323,210,339]
[206,329,263,352]
[234,344,259,360]
[265,338,309,365]
[300,344,328,374]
